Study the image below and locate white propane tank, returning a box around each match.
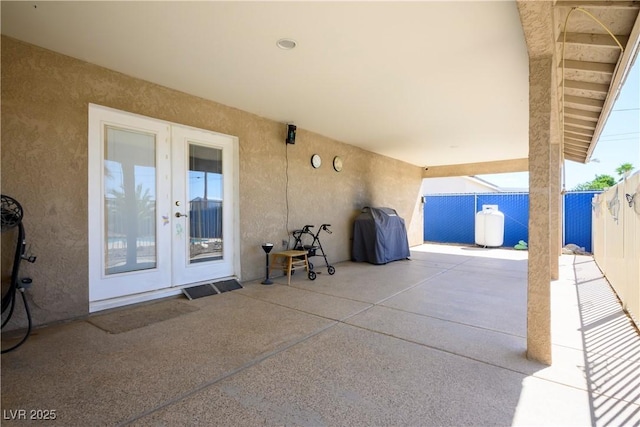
[475,205,505,247]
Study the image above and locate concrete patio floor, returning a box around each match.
[2,243,639,426]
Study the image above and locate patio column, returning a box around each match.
[550,89,562,281]
[527,55,553,365]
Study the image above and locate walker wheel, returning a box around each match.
[308,271,317,280]
[328,266,335,275]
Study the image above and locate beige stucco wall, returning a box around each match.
[420,177,500,194]
[1,36,424,326]
[593,172,640,329]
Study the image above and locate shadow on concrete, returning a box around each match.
[572,257,640,426]
[6,245,633,425]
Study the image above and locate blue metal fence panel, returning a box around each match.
[190,200,222,238]
[563,191,600,253]
[476,193,529,248]
[424,194,475,244]
[424,191,598,251]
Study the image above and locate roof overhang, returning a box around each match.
[553,1,639,163]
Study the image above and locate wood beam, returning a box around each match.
[565,134,592,144]
[564,155,587,165]
[555,1,640,8]
[564,139,590,149]
[564,152,588,161]
[565,136,590,144]
[564,152,588,162]
[564,79,610,93]
[558,32,629,48]
[422,158,528,178]
[565,117,598,129]
[586,3,640,162]
[564,146,588,157]
[564,151,587,161]
[564,95,604,109]
[565,154,586,163]
[564,139,589,150]
[564,147,587,155]
[564,132,592,143]
[564,107,600,121]
[564,125,594,136]
[562,60,616,74]
[564,153,588,163]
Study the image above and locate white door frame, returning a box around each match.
[88,104,240,312]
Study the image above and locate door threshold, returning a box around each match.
[89,277,241,313]
[90,288,183,313]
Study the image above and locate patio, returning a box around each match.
[2,244,639,426]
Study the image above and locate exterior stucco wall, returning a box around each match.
[420,177,500,194]
[1,36,423,326]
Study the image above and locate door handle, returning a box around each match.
[175,212,188,218]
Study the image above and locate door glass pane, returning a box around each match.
[104,126,157,274]
[189,144,223,263]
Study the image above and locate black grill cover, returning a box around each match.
[352,207,410,264]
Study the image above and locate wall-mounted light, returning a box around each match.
[286,124,297,144]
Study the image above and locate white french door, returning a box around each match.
[171,126,236,285]
[88,105,238,311]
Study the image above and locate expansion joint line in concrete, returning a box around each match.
[119,261,468,425]
[117,321,338,426]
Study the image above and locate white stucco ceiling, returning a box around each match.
[1,1,530,168]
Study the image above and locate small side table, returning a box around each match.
[269,250,315,285]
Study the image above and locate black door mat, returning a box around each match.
[87,300,199,334]
[213,279,243,293]
[182,279,243,300]
[182,284,218,300]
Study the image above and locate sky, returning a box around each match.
[477,56,640,191]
